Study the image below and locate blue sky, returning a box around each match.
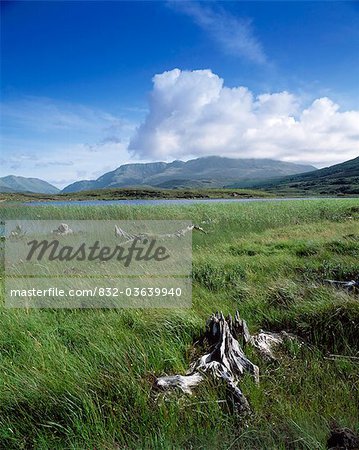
[1,1,359,187]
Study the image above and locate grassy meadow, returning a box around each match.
[0,198,358,449]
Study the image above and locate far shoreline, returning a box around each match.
[1,187,358,205]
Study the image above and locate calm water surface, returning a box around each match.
[24,197,328,207]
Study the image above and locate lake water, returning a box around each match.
[23,197,325,207]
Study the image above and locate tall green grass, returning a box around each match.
[0,199,358,449]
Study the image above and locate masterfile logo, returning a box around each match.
[5,220,192,308]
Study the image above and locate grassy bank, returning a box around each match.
[0,199,358,449]
[0,187,272,203]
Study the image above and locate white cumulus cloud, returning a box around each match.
[129,69,359,166]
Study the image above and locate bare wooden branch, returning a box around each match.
[324,354,359,363]
[114,225,139,241]
[155,373,203,394]
[115,224,206,241]
[324,279,359,292]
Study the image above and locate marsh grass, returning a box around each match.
[0,199,358,449]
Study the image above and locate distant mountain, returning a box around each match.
[253,156,359,195]
[0,175,60,194]
[62,156,316,193]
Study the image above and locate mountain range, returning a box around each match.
[0,175,60,194]
[1,155,358,195]
[61,157,315,193]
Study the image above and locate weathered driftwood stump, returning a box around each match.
[9,225,26,240]
[155,311,292,413]
[52,223,73,235]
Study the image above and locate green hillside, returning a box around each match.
[254,156,359,195]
